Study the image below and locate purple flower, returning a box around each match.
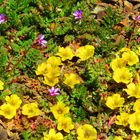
[0,14,6,24]
[136,15,140,20]
[48,87,60,96]
[37,34,47,47]
[73,10,82,20]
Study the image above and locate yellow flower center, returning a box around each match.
[126,55,134,63]
[28,109,34,113]
[49,136,56,140]
[62,122,68,129]
[122,119,128,125]
[84,130,92,138]
[62,51,69,57]
[4,108,11,115]
[113,101,119,107]
[120,74,127,81]
[10,99,17,106]
[57,108,63,114]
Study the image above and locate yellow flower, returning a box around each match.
[76,45,94,61]
[47,56,61,66]
[110,57,126,71]
[43,76,59,86]
[122,51,139,66]
[57,47,74,61]
[43,64,60,78]
[115,112,129,127]
[35,62,47,75]
[113,67,132,84]
[124,83,140,98]
[50,102,69,119]
[43,129,63,140]
[133,99,140,112]
[57,117,74,133]
[106,94,124,110]
[0,103,16,119]
[128,112,140,132]
[0,80,4,90]
[77,124,97,140]
[5,94,22,110]
[63,73,80,88]
[114,136,123,140]
[22,103,41,118]
[119,47,130,53]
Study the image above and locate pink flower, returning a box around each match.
[136,15,140,20]
[0,14,6,24]
[48,87,60,96]
[37,34,47,47]
[73,10,82,20]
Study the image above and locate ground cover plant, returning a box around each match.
[0,0,140,139]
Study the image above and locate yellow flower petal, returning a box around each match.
[50,102,69,119]
[124,83,140,98]
[106,94,124,110]
[114,136,123,140]
[77,124,97,140]
[44,129,63,140]
[113,67,132,84]
[57,47,74,61]
[115,112,129,126]
[22,103,41,118]
[47,56,61,66]
[110,57,126,71]
[0,80,4,90]
[0,103,16,119]
[122,51,139,66]
[128,112,140,132]
[43,76,59,86]
[63,73,80,88]
[57,117,74,133]
[76,45,94,61]
[5,94,22,110]
[133,99,140,111]
[35,62,48,75]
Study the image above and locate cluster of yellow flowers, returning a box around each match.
[0,79,40,119]
[114,110,140,132]
[43,102,97,140]
[0,93,41,119]
[50,102,74,133]
[36,56,61,86]
[36,45,95,88]
[0,94,22,119]
[57,45,94,62]
[110,49,139,84]
[44,124,97,140]
[106,48,140,133]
